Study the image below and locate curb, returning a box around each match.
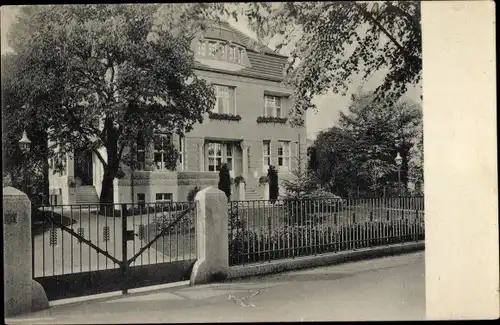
[227,241,425,280]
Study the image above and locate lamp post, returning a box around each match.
[18,130,32,195]
[395,152,403,196]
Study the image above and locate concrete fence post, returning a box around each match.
[3,187,49,317]
[190,187,229,285]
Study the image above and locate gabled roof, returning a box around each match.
[196,20,289,82]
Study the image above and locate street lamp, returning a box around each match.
[395,152,403,195]
[18,130,32,195]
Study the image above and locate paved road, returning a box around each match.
[7,252,425,323]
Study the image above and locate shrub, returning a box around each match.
[229,219,425,265]
[218,163,231,200]
[187,185,202,202]
[234,175,245,186]
[268,165,279,202]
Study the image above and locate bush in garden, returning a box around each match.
[268,165,279,202]
[187,185,202,202]
[228,219,425,265]
[218,163,231,200]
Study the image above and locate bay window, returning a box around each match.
[207,141,234,172]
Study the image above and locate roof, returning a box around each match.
[195,20,289,82]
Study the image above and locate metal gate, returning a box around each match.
[32,201,197,301]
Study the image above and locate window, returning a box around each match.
[226,144,233,171]
[178,135,185,171]
[264,95,282,117]
[156,193,173,204]
[213,85,235,114]
[154,133,173,170]
[263,140,271,171]
[137,193,145,209]
[218,43,225,59]
[208,41,217,57]
[238,48,244,63]
[207,142,234,172]
[136,132,145,170]
[229,46,236,61]
[277,141,291,171]
[197,40,206,56]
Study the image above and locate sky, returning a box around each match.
[1,5,421,141]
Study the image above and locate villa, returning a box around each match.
[48,20,307,205]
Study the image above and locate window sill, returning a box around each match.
[209,112,242,121]
[256,116,288,124]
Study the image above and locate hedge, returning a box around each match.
[228,219,425,265]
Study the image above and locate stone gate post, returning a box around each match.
[3,187,49,317]
[190,187,229,285]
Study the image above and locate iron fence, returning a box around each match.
[228,196,424,266]
[32,201,196,278]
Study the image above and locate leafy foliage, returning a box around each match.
[234,175,246,186]
[4,4,216,204]
[281,155,316,199]
[310,92,423,197]
[218,163,231,200]
[187,185,202,202]
[235,2,422,124]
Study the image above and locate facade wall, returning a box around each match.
[49,66,306,204]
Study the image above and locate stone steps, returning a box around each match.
[75,186,100,204]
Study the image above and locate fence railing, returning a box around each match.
[228,197,424,266]
[32,201,196,278]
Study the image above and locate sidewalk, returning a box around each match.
[6,251,425,323]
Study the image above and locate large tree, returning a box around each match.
[311,92,422,197]
[233,1,422,124]
[4,4,216,204]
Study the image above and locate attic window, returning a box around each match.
[198,39,245,64]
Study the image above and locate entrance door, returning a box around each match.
[75,150,93,185]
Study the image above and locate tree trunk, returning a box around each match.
[99,122,120,207]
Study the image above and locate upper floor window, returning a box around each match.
[229,46,236,61]
[197,40,206,56]
[198,39,245,64]
[153,133,173,170]
[213,85,236,114]
[208,41,217,57]
[264,95,282,117]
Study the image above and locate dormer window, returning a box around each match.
[197,40,206,56]
[208,41,217,57]
[197,38,246,65]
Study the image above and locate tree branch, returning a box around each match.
[92,148,108,169]
[352,2,420,65]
